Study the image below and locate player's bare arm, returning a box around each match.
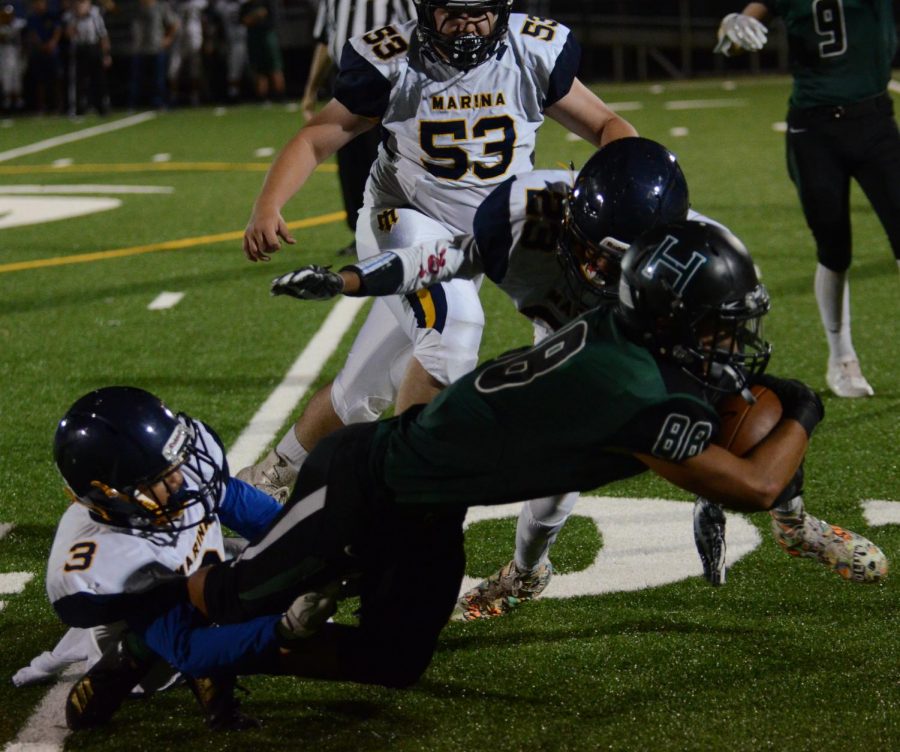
[546,79,638,147]
[243,99,376,262]
[637,420,808,514]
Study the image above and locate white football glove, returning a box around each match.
[278,582,341,640]
[714,13,768,56]
[271,264,345,300]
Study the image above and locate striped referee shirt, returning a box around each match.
[313,0,416,63]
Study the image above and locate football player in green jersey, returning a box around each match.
[182,221,884,690]
[716,1,900,398]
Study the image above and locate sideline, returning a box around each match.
[0,211,347,274]
[0,112,157,163]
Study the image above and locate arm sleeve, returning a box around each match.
[344,236,480,296]
[472,176,516,283]
[131,601,282,676]
[218,477,282,541]
[334,43,391,118]
[545,32,580,108]
[52,577,189,628]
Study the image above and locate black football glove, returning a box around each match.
[271,265,344,300]
[754,374,824,438]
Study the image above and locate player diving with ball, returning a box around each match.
[268,138,888,619]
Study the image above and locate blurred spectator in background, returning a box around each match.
[212,0,247,101]
[26,0,63,113]
[0,3,27,112]
[64,0,111,115]
[129,0,179,109]
[239,0,283,102]
[300,0,414,256]
[168,0,206,106]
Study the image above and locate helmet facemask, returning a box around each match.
[73,416,223,532]
[414,1,513,69]
[558,201,629,305]
[663,284,771,394]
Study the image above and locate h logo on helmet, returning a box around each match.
[641,235,707,296]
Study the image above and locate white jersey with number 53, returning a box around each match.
[334,13,581,233]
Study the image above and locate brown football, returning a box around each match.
[715,384,783,456]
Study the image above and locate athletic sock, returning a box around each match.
[275,428,309,472]
[814,264,855,363]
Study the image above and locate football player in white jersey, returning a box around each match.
[236,0,638,500]
[46,386,285,730]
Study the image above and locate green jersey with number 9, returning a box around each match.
[376,306,719,507]
[762,0,897,108]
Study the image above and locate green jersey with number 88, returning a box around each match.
[376,306,719,508]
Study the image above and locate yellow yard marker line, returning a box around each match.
[0,162,338,175]
[0,211,346,274]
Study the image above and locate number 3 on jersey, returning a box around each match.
[420,115,516,180]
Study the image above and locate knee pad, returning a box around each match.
[407,279,485,386]
[356,207,454,259]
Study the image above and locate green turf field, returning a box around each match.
[1,76,899,751]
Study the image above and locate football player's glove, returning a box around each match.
[276,581,341,643]
[693,497,726,586]
[271,265,345,300]
[714,13,768,56]
[186,675,260,731]
[65,633,158,731]
[754,375,824,438]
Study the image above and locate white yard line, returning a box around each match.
[4,674,83,752]
[5,296,366,752]
[226,296,366,471]
[664,98,748,110]
[889,79,900,94]
[147,291,185,310]
[0,185,173,195]
[0,573,34,594]
[0,112,156,163]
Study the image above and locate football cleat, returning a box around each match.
[826,357,874,398]
[452,559,553,622]
[693,497,727,586]
[186,675,260,731]
[234,449,297,503]
[66,638,156,730]
[771,511,888,583]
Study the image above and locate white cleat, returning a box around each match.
[826,357,874,398]
[234,449,297,503]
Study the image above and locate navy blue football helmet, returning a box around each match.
[617,220,771,393]
[413,0,513,69]
[54,386,223,530]
[560,137,690,302]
